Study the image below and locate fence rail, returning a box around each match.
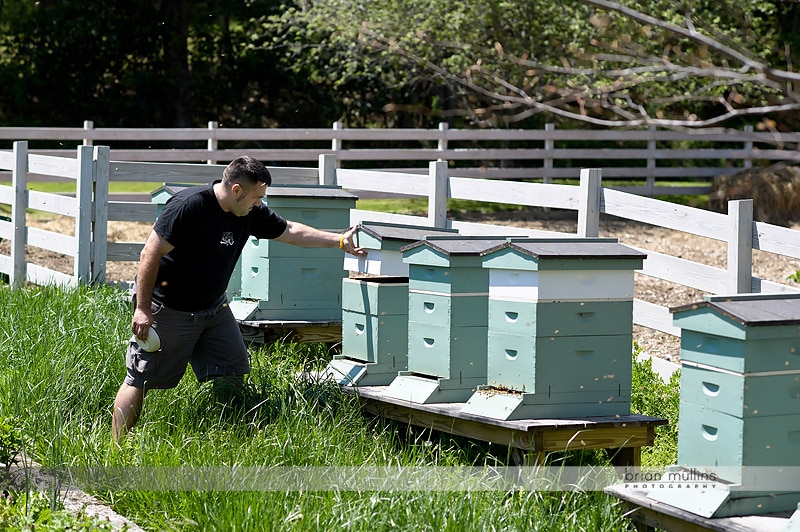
[3,147,800,343]
[3,122,800,196]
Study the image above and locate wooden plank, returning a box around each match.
[448,177,580,210]
[108,161,226,182]
[0,254,10,275]
[0,218,11,240]
[108,201,157,223]
[27,227,74,256]
[107,242,144,262]
[26,263,76,287]
[632,247,729,293]
[337,169,430,196]
[356,396,538,449]
[753,278,800,294]
[0,184,15,204]
[754,221,800,259]
[27,190,79,217]
[0,151,15,169]
[75,146,93,281]
[633,299,681,336]
[603,188,728,240]
[541,426,652,452]
[28,153,80,179]
[605,485,792,532]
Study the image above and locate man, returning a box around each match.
[112,155,366,442]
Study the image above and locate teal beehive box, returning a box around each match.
[460,238,645,420]
[325,222,460,386]
[648,293,800,518]
[382,236,508,404]
[228,184,357,321]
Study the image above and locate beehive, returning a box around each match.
[383,236,508,404]
[229,184,356,320]
[460,238,645,420]
[650,293,800,517]
[326,222,459,386]
[343,221,458,277]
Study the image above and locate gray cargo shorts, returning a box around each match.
[124,296,249,389]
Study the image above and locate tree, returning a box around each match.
[259,0,800,130]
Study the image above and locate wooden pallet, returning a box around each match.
[339,383,667,466]
[605,485,794,532]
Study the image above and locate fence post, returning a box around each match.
[10,141,27,288]
[331,121,343,168]
[647,126,656,194]
[428,160,448,228]
[578,168,602,238]
[437,122,448,158]
[727,199,754,294]
[543,123,554,184]
[207,121,219,164]
[83,120,94,146]
[92,146,110,283]
[319,154,336,186]
[742,125,753,169]
[75,145,94,283]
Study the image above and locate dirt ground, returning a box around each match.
[7,208,800,363]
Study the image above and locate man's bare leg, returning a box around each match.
[112,383,146,443]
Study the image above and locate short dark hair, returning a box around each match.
[222,156,272,188]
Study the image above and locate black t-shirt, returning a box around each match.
[152,181,288,311]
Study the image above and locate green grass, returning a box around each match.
[0,284,682,531]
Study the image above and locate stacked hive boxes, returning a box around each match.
[461,238,646,420]
[228,184,357,321]
[327,222,458,386]
[649,293,800,517]
[384,236,507,404]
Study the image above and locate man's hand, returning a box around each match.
[340,225,367,256]
[131,307,154,340]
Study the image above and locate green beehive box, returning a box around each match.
[343,221,458,276]
[462,239,645,420]
[673,293,800,373]
[229,185,357,321]
[649,293,800,518]
[383,236,508,404]
[326,278,410,386]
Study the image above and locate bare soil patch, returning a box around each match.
[8,209,800,362]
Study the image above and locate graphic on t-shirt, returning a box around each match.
[220,232,235,246]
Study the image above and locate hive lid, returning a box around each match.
[670,292,800,326]
[267,184,358,200]
[483,239,647,260]
[357,221,458,243]
[400,236,510,256]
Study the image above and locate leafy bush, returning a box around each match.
[0,415,23,479]
[631,345,681,466]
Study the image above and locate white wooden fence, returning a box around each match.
[3,122,800,196]
[2,145,800,339]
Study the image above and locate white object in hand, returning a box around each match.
[132,326,161,352]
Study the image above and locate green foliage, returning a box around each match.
[0,416,23,478]
[0,490,119,531]
[0,284,644,530]
[631,344,681,466]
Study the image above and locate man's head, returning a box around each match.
[220,156,272,216]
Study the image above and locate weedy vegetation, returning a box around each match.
[0,284,680,531]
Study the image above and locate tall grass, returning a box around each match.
[0,285,648,531]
